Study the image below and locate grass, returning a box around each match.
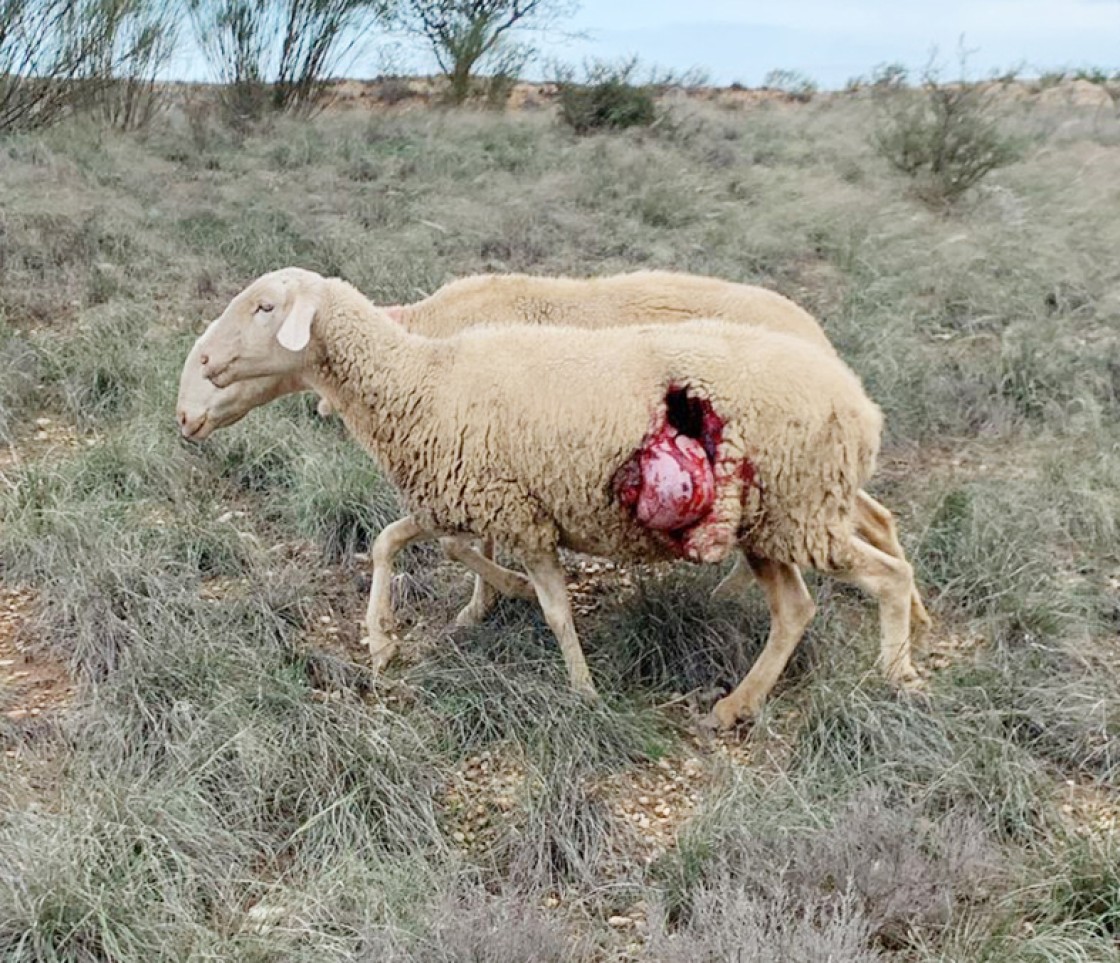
[1,89,1118,960]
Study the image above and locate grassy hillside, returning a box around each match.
[1,94,1118,961]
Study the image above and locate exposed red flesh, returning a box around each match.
[634,428,715,530]
[614,385,731,552]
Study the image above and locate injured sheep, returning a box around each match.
[177,270,931,637]
[189,268,920,729]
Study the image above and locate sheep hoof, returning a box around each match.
[703,694,759,731]
[453,601,488,629]
[365,633,398,672]
[884,661,922,691]
[572,678,600,703]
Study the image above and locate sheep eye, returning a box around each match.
[257,303,275,314]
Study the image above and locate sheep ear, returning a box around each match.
[276,290,317,352]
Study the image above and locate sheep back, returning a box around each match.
[407,271,835,354]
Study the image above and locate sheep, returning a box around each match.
[176,270,930,638]
[189,267,920,728]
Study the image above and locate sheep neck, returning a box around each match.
[306,283,436,468]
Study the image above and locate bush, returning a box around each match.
[763,68,817,102]
[1,0,97,131]
[186,0,380,124]
[82,0,181,130]
[555,57,657,135]
[873,60,1020,206]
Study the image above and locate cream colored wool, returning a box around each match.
[396,270,834,349]
[202,271,881,575]
[177,270,833,437]
[337,316,873,571]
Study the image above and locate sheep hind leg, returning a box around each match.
[833,534,920,690]
[709,552,755,604]
[520,550,598,700]
[366,515,432,671]
[855,491,932,642]
[706,557,815,729]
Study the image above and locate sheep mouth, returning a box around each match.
[613,385,757,563]
[178,412,212,442]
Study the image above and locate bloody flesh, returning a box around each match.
[634,429,714,529]
[615,386,725,538]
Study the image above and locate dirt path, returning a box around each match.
[0,589,73,724]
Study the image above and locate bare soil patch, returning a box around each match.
[0,587,74,722]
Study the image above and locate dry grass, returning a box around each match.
[1,91,1118,960]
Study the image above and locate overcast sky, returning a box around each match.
[529,0,1120,87]
[174,1,1120,88]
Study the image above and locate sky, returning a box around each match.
[174,0,1120,88]
[529,0,1120,88]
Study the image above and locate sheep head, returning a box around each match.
[198,267,325,389]
[175,327,307,440]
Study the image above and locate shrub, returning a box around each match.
[389,0,570,107]
[763,68,817,102]
[186,0,381,124]
[88,0,181,130]
[873,60,1020,206]
[555,57,657,135]
[1,0,98,131]
[0,323,41,443]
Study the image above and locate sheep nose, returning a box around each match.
[177,409,207,439]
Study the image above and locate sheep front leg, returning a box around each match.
[453,539,499,628]
[366,515,431,671]
[707,556,816,728]
[834,535,920,689]
[520,550,598,700]
[442,537,534,628]
[441,537,536,605]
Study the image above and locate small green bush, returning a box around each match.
[555,58,657,135]
[873,62,1020,206]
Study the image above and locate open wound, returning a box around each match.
[614,385,749,562]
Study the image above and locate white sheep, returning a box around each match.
[189,268,920,728]
[177,270,930,637]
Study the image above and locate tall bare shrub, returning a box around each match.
[272,0,388,112]
[188,0,271,123]
[83,0,182,129]
[0,0,104,131]
[189,0,387,123]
